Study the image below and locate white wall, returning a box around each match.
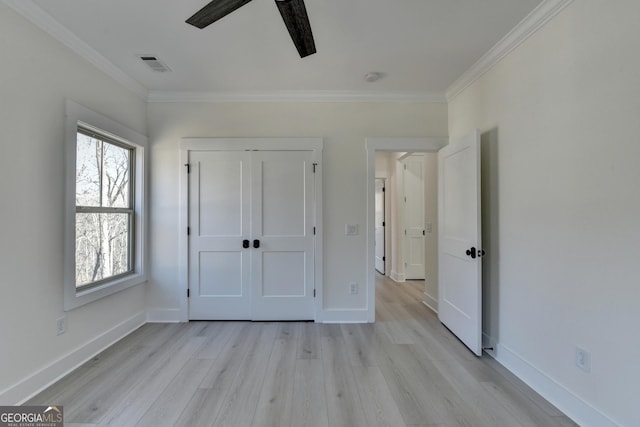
[0,3,148,403]
[448,1,640,426]
[146,102,447,319]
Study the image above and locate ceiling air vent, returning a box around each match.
[137,55,171,72]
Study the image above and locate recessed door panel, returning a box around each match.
[261,252,306,297]
[199,252,243,296]
[198,158,244,237]
[261,158,307,237]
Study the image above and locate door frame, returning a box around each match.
[374,177,386,275]
[365,137,447,322]
[179,138,324,322]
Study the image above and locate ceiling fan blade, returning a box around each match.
[186,0,254,29]
[275,0,316,58]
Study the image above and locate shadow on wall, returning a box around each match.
[481,127,500,351]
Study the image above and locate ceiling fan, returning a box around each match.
[186,0,316,58]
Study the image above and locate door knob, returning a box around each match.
[465,247,477,259]
[253,239,260,249]
[242,239,250,248]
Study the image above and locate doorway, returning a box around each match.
[366,133,483,356]
[366,138,446,323]
[374,151,437,311]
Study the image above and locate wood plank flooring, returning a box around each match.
[28,275,578,426]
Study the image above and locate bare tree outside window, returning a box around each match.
[75,130,133,288]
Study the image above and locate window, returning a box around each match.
[64,100,146,310]
[75,128,134,289]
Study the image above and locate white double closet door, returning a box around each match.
[188,149,316,320]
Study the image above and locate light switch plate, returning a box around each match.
[345,224,358,236]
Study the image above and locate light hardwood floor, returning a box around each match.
[28,275,578,426]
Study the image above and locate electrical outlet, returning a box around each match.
[575,347,591,372]
[56,315,67,336]
[349,283,358,295]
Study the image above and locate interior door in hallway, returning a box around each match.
[188,149,316,320]
[403,155,425,279]
[375,178,386,274]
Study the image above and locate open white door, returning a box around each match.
[438,129,482,356]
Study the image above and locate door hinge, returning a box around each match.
[313,226,316,235]
[423,230,425,236]
[184,163,191,174]
[382,221,385,227]
[383,256,385,261]
[187,227,191,236]
[312,163,318,173]
[404,164,407,170]
[404,196,407,203]
[404,229,407,235]
[187,289,190,298]
[382,187,385,192]
[313,289,316,298]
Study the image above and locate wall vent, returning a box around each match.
[137,55,171,72]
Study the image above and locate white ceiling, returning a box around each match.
[25,0,543,96]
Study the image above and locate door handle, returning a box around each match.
[465,247,477,259]
[253,239,260,249]
[243,239,250,248]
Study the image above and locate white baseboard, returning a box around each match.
[422,292,438,313]
[390,271,405,282]
[146,308,183,323]
[318,309,369,323]
[0,311,146,405]
[494,343,620,427]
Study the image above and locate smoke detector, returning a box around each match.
[364,72,383,82]
[137,55,172,72]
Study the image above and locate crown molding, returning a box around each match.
[147,90,447,104]
[2,0,148,100]
[446,0,574,102]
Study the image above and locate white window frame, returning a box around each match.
[64,100,147,311]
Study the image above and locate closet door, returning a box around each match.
[188,151,251,320]
[188,149,315,320]
[250,151,315,320]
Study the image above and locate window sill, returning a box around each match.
[64,272,147,311]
